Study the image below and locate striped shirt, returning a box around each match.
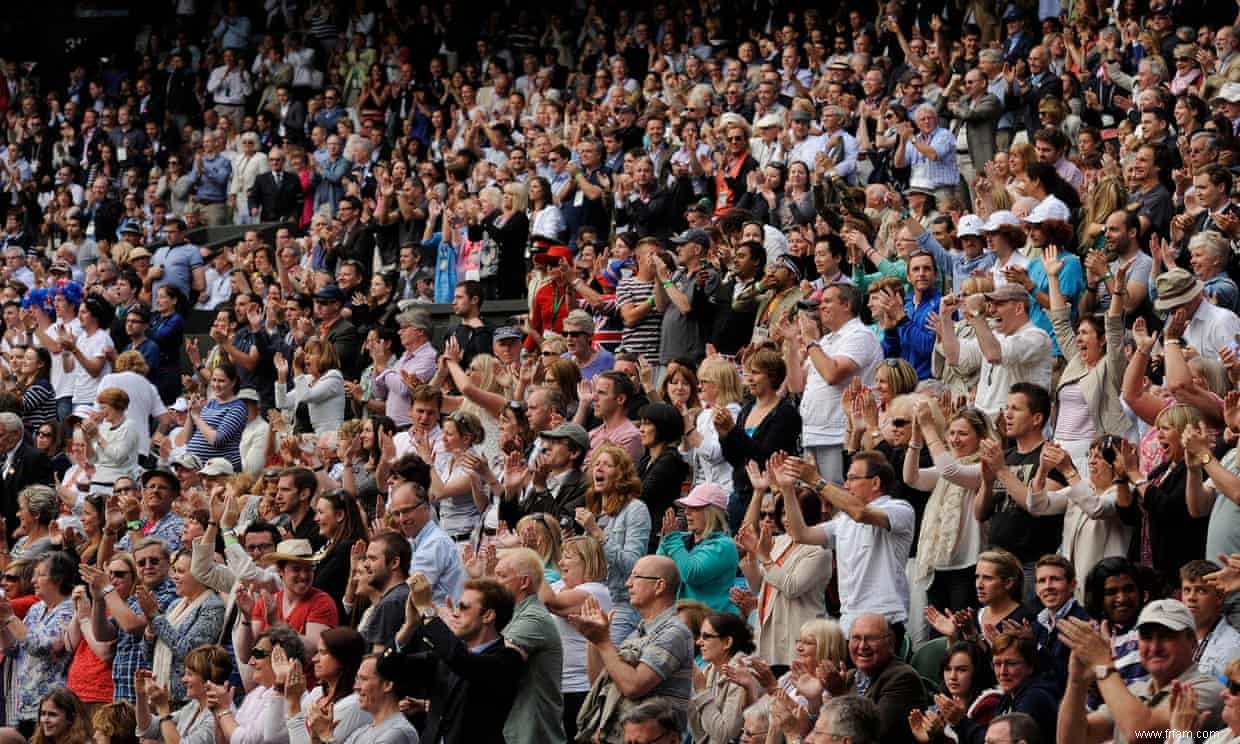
[21,380,56,440]
[186,398,249,471]
[615,277,662,364]
[903,127,959,189]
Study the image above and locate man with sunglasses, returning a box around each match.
[89,537,177,704]
[561,310,612,381]
[1057,599,1225,744]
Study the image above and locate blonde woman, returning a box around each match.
[1076,177,1127,252]
[904,400,992,618]
[736,459,832,666]
[656,483,739,613]
[683,356,744,494]
[273,339,345,435]
[435,339,506,471]
[514,512,564,584]
[538,535,611,740]
[725,618,847,711]
[474,180,530,300]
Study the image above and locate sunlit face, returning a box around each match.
[697,619,733,665]
[664,371,693,407]
[1181,578,1223,626]
[38,699,69,739]
[795,630,819,662]
[947,418,981,456]
[1156,417,1185,461]
[314,497,342,539]
[1035,565,1074,612]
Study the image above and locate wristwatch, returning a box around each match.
[420,607,437,623]
[1198,453,1213,467]
[1094,664,1116,681]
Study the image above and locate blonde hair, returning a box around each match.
[114,349,150,375]
[697,357,742,408]
[503,181,528,211]
[800,618,848,665]
[697,505,730,538]
[1155,403,1203,435]
[1079,177,1128,247]
[516,513,563,568]
[977,549,1025,600]
[562,535,607,583]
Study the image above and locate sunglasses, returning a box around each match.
[563,330,590,338]
[699,631,722,639]
[110,570,132,579]
[727,135,746,142]
[759,510,779,519]
[249,647,272,659]
[1,574,17,581]
[890,418,912,427]
[136,558,163,567]
[1228,679,1240,695]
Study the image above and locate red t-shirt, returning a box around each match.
[254,589,338,689]
[526,281,576,350]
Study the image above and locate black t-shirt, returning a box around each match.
[986,443,1066,563]
[876,441,932,557]
[363,582,410,648]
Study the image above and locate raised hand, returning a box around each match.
[925,606,958,638]
[729,586,757,616]
[1043,244,1063,277]
[661,507,678,537]
[744,460,769,492]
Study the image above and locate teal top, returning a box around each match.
[656,529,740,613]
[851,256,909,293]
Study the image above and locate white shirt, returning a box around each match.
[802,317,882,446]
[1185,298,1240,359]
[957,320,1053,419]
[46,318,82,398]
[1197,617,1240,678]
[819,495,915,634]
[97,370,167,457]
[70,327,115,404]
[240,417,270,476]
[552,580,611,693]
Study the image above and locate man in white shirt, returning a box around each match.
[1154,267,1240,359]
[195,247,234,311]
[783,450,915,638]
[939,283,1053,420]
[788,282,881,484]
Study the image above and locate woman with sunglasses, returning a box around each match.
[1173,657,1240,744]
[138,547,226,706]
[736,457,831,667]
[415,408,488,545]
[906,400,995,623]
[0,559,35,725]
[211,626,306,742]
[689,612,755,744]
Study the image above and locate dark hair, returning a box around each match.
[365,415,398,468]
[32,688,91,744]
[738,239,767,267]
[243,521,282,547]
[210,362,240,395]
[1085,556,1140,619]
[391,453,431,489]
[829,282,865,316]
[1199,163,1233,193]
[458,279,485,310]
[850,450,895,492]
[941,640,997,702]
[704,612,756,656]
[319,627,367,703]
[316,489,368,546]
[256,624,307,666]
[597,370,635,405]
[1008,382,1052,425]
[369,531,413,579]
[638,402,685,444]
[282,466,318,499]
[464,578,516,631]
[991,712,1042,744]
[1035,553,1076,583]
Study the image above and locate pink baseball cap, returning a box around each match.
[676,483,729,511]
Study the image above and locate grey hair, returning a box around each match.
[978,48,1002,64]
[1189,130,1217,150]
[620,699,680,734]
[742,696,773,721]
[19,485,60,526]
[133,537,173,559]
[914,103,938,122]
[1139,57,1168,82]
[1188,232,1230,263]
[0,412,22,434]
[821,696,881,744]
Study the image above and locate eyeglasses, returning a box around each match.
[245,542,276,554]
[742,729,769,739]
[136,558,163,567]
[109,570,132,579]
[540,350,559,357]
[630,574,664,583]
[1227,678,1240,695]
[760,510,779,519]
[389,502,428,518]
[249,647,272,660]
[844,471,876,481]
[563,330,590,338]
[37,430,53,438]
[1,574,17,581]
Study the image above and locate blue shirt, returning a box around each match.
[902,127,958,189]
[915,231,997,294]
[151,242,203,299]
[410,520,465,605]
[1024,254,1084,358]
[112,578,177,703]
[882,288,942,380]
[190,153,231,203]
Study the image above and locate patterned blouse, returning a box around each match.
[14,597,74,721]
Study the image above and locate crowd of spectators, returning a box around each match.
[1,0,1240,742]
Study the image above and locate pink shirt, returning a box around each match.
[589,418,643,464]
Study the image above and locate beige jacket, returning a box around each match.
[1050,306,1129,437]
[689,657,751,744]
[751,535,834,666]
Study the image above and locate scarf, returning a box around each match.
[914,453,981,587]
[152,589,215,690]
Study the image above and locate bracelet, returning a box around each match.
[647,296,655,307]
[207,521,219,527]
[662,280,674,288]
[907,442,924,450]
[126,520,143,531]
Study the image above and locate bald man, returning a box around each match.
[495,548,566,744]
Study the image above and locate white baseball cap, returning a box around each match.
[957,214,985,238]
